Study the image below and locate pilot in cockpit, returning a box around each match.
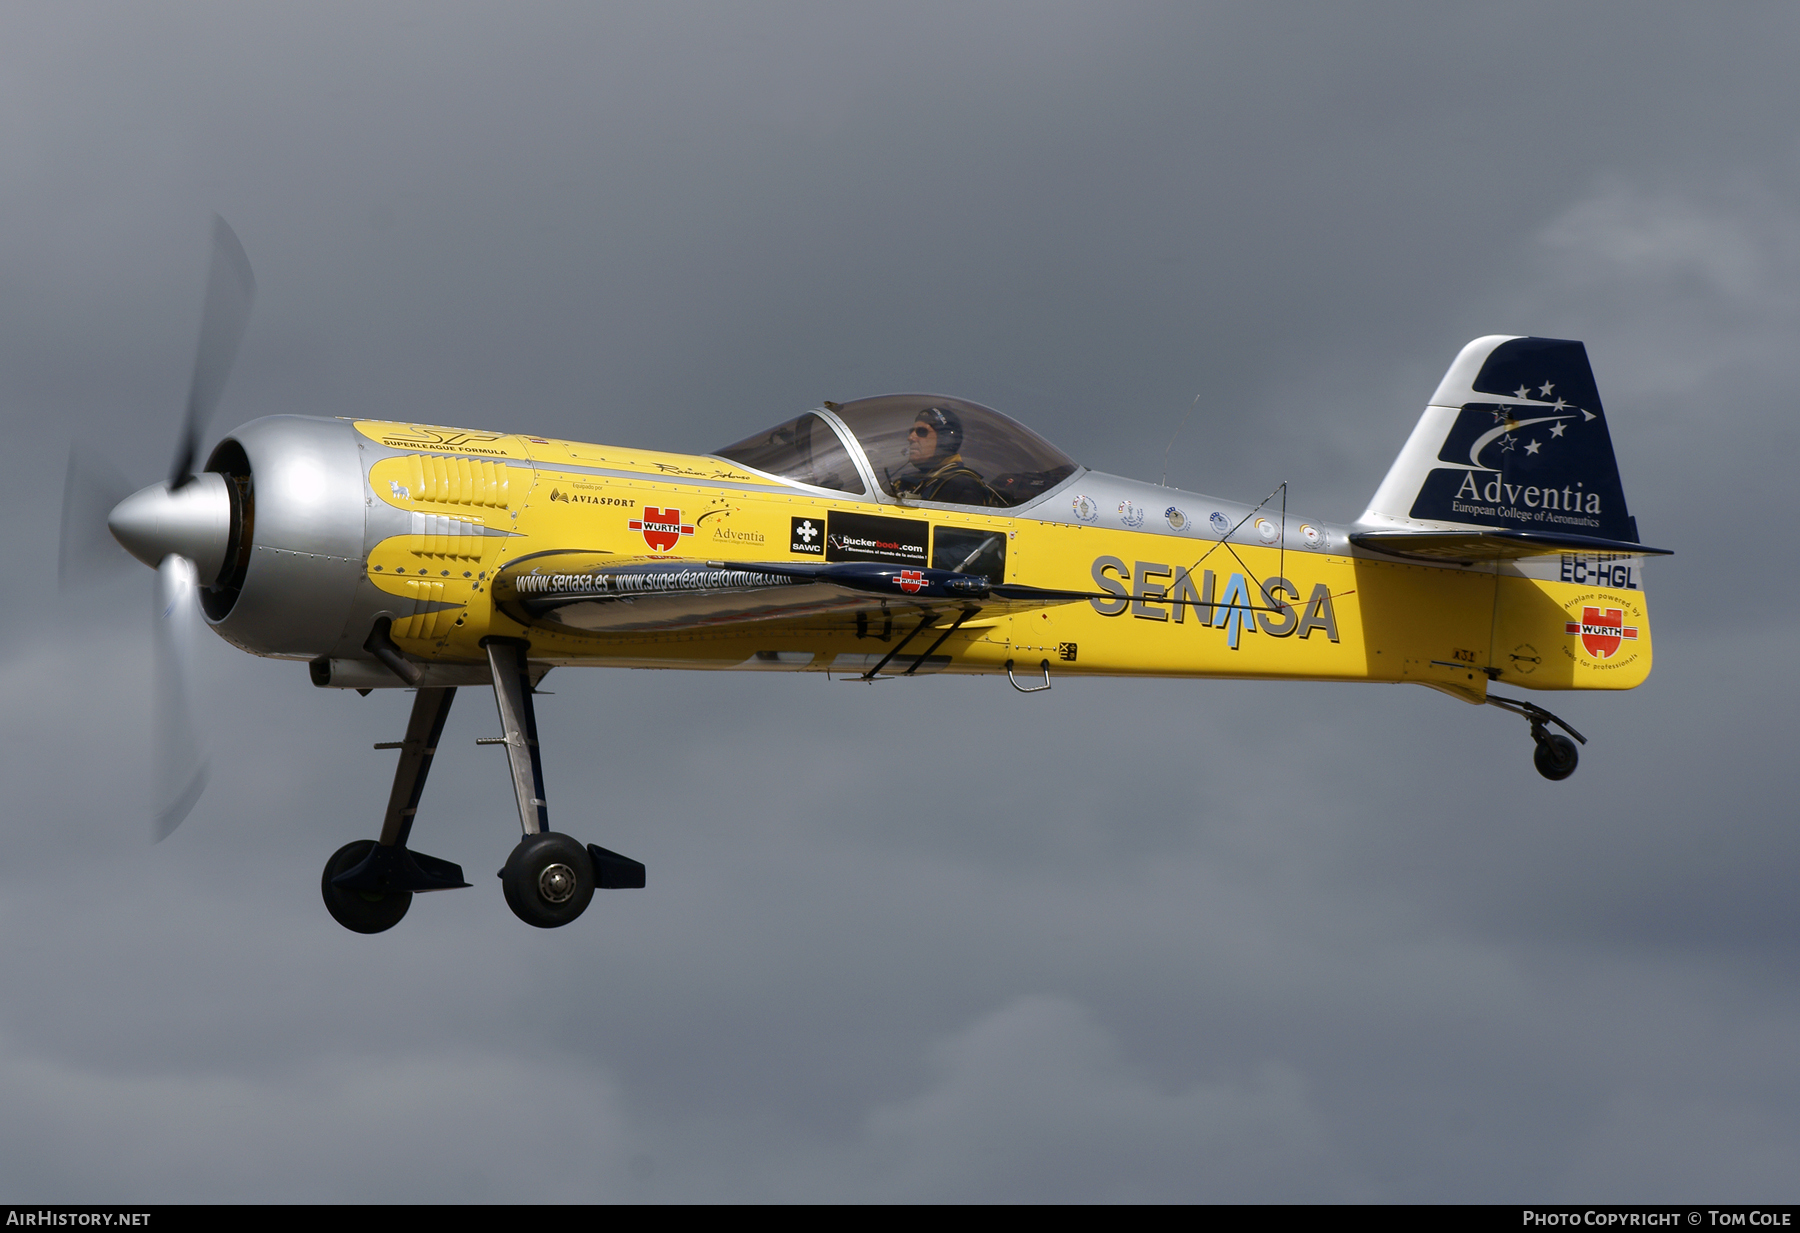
[892,406,1000,506]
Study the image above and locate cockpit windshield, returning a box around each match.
[714,397,1079,508]
[828,395,1078,508]
[713,412,866,494]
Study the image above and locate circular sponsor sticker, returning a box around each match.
[1071,494,1098,522]
[1255,517,1280,544]
[1209,511,1231,536]
[1299,523,1325,549]
[1118,501,1145,528]
[1164,506,1188,531]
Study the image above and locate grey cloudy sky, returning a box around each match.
[3,2,1797,1202]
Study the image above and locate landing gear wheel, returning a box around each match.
[501,832,595,929]
[321,840,413,934]
[1533,733,1580,781]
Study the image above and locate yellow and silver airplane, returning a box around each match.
[64,220,1669,934]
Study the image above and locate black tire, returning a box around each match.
[501,832,595,929]
[321,840,412,934]
[1533,734,1579,781]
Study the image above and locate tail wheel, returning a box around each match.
[1533,733,1580,781]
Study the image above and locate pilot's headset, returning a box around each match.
[917,406,964,458]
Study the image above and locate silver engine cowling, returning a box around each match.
[198,416,372,659]
[117,415,523,687]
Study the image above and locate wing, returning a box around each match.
[493,552,1090,636]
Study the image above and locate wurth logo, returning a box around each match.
[894,570,926,594]
[1565,606,1639,660]
[628,507,693,552]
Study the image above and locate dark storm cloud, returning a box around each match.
[2,1,1798,1202]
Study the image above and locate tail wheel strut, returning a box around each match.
[1484,694,1587,782]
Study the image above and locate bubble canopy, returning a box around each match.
[714,395,1079,509]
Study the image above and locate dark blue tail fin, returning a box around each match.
[1354,336,1666,560]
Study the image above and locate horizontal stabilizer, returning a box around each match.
[1350,529,1672,563]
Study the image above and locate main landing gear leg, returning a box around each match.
[483,638,644,930]
[322,686,472,934]
[1484,693,1587,782]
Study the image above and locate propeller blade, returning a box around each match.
[58,443,134,590]
[169,216,256,488]
[152,554,208,841]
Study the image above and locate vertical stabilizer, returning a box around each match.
[1358,336,1642,545]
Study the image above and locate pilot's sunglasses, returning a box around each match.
[908,425,934,437]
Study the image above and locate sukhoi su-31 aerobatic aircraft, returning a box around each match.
[60,220,1669,934]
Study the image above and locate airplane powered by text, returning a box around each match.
[63,221,1669,933]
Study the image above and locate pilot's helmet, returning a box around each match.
[915,406,964,457]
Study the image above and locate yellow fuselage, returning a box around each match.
[357,421,1652,700]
